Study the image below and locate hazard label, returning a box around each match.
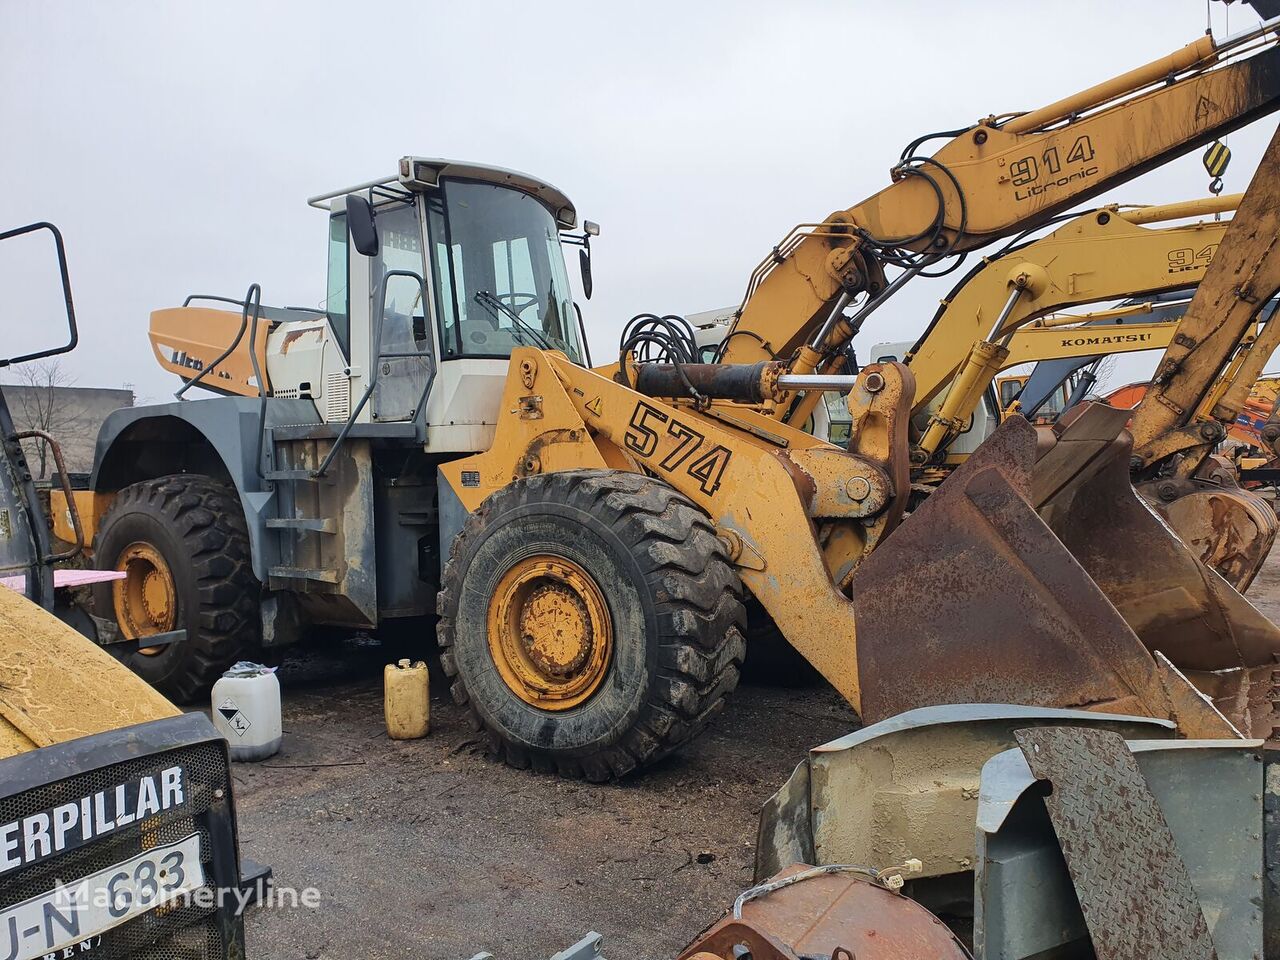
[585,396,603,417]
[217,697,252,737]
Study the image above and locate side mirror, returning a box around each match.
[578,248,593,300]
[346,195,379,257]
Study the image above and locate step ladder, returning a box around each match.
[263,434,378,625]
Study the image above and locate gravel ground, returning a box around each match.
[234,643,856,960]
[234,539,1280,960]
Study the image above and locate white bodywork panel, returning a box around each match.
[421,358,509,452]
[264,317,352,423]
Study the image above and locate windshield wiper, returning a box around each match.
[473,291,553,350]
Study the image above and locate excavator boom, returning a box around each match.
[723,19,1280,391]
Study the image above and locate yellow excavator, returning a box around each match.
[59,17,1280,776]
[708,191,1279,591]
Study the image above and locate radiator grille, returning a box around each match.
[324,373,350,422]
[0,737,237,960]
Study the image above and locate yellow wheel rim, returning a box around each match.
[113,542,177,655]
[487,554,613,710]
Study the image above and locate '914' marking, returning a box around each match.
[624,401,732,496]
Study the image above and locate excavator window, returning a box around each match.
[823,391,853,445]
[427,178,584,364]
[998,376,1025,412]
[326,211,350,357]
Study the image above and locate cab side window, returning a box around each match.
[326,212,350,357]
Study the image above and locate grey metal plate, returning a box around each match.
[1015,727,1217,960]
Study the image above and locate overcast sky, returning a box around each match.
[1,0,1274,401]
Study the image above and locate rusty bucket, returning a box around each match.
[850,408,1277,738]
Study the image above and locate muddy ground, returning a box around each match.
[232,641,856,960]
[231,548,1280,960]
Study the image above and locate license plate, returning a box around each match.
[0,833,204,960]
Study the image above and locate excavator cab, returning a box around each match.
[995,372,1074,424]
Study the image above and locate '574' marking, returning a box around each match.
[624,401,732,496]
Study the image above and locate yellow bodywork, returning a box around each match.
[149,305,271,398]
[50,489,113,550]
[0,586,179,759]
[443,349,881,707]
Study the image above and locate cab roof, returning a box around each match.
[307,156,578,230]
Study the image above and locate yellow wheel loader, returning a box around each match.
[0,223,249,959]
[58,18,1280,776]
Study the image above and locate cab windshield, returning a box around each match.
[427,179,584,363]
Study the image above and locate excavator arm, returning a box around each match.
[908,195,1240,460]
[720,18,1280,415]
[1131,124,1280,474]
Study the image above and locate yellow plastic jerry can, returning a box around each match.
[384,659,430,740]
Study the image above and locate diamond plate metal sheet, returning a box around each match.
[1014,727,1217,960]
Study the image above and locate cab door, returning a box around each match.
[368,198,433,424]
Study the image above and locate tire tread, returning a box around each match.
[437,468,745,781]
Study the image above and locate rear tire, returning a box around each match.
[437,469,746,781]
[92,475,261,703]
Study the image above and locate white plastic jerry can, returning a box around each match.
[211,662,283,761]
[384,659,430,740]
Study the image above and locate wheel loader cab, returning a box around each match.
[307,159,589,452]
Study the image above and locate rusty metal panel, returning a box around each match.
[978,737,1264,960]
[1037,405,1280,738]
[1014,727,1217,960]
[677,865,969,960]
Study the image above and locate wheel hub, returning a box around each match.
[488,555,613,710]
[518,583,593,678]
[113,542,177,655]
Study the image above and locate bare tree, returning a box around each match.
[5,360,93,478]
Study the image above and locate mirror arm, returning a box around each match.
[0,222,78,369]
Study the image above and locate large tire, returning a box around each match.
[92,475,260,703]
[437,469,745,781]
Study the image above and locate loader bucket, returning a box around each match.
[1036,403,1280,737]
[850,414,1235,739]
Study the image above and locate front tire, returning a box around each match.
[437,469,745,781]
[93,475,261,703]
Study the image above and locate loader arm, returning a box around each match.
[719,19,1280,421]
